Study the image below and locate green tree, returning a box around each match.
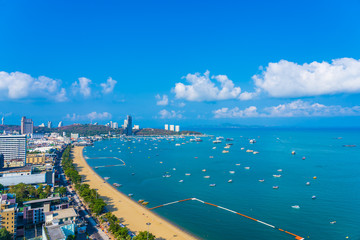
[0,183,4,192]
[58,187,67,196]
[133,231,155,240]
[0,228,12,240]
[66,234,76,240]
[44,185,51,196]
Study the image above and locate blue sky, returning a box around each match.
[1,0,360,128]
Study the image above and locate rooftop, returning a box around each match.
[50,208,77,220]
[23,197,60,205]
[0,165,32,173]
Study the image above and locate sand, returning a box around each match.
[72,146,198,240]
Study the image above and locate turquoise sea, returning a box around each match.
[83,128,360,240]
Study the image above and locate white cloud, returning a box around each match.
[155,94,169,106]
[213,100,360,118]
[72,77,92,97]
[173,70,242,101]
[239,89,260,100]
[265,100,360,117]
[100,77,117,94]
[65,111,112,121]
[178,102,186,107]
[158,109,183,119]
[0,71,68,101]
[253,58,360,98]
[213,106,259,118]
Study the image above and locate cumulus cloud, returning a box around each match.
[213,100,360,118]
[213,106,259,118]
[253,58,360,98]
[158,109,183,119]
[100,77,117,94]
[173,70,242,101]
[72,77,92,97]
[65,111,112,121]
[0,71,68,101]
[155,94,169,106]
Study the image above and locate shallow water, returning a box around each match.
[84,128,360,240]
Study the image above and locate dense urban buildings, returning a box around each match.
[0,135,27,167]
[0,193,17,237]
[21,116,33,135]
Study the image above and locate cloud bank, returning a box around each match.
[65,111,112,121]
[213,100,360,118]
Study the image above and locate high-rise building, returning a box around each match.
[133,125,140,130]
[47,121,52,129]
[170,125,175,131]
[175,125,180,132]
[110,121,113,128]
[113,122,119,129]
[124,115,132,136]
[21,116,33,135]
[165,124,169,130]
[58,121,63,128]
[1,117,4,125]
[0,193,17,237]
[0,135,27,166]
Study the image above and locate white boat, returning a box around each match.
[273,186,279,189]
[291,205,300,209]
[277,169,283,172]
[312,195,316,199]
[104,177,110,180]
[240,147,245,150]
[212,147,216,149]
[175,143,181,146]
[229,171,235,174]
[179,180,184,183]
[202,169,206,172]
[222,150,229,153]
[228,179,233,183]
[209,184,216,187]
[249,139,256,144]
[259,179,265,182]
[185,173,191,176]
[246,149,253,153]
[273,174,281,178]
[216,136,224,140]
[213,140,222,144]
[244,167,250,170]
[224,145,231,149]
[306,182,310,186]
[204,176,210,178]
[235,163,241,166]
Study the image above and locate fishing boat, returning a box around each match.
[138,199,144,203]
[142,201,149,205]
[291,205,300,209]
[228,179,233,183]
[313,176,317,179]
[273,186,279,189]
[209,184,216,187]
[246,149,253,153]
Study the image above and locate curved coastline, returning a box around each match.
[72,146,199,240]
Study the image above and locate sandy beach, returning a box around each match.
[72,146,198,240]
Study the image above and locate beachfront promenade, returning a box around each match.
[72,146,197,240]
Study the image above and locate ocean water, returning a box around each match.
[83,128,360,240]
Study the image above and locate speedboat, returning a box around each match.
[273,186,279,189]
[209,184,216,187]
[312,195,316,199]
[228,179,233,183]
[104,177,110,180]
[259,179,265,182]
[179,180,184,183]
[222,150,229,153]
[204,176,210,178]
[185,173,191,176]
[202,169,206,172]
[213,140,222,144]
[291,205,300,209]
[249,139,256,144]
[292,151,296,155]
[277,169,283,172]
[306,182,310,186]
[244,167,250,170]
[229,171,235,174]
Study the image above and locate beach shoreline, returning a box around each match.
[72,146,198,240]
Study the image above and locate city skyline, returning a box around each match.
[1,0,360,127]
